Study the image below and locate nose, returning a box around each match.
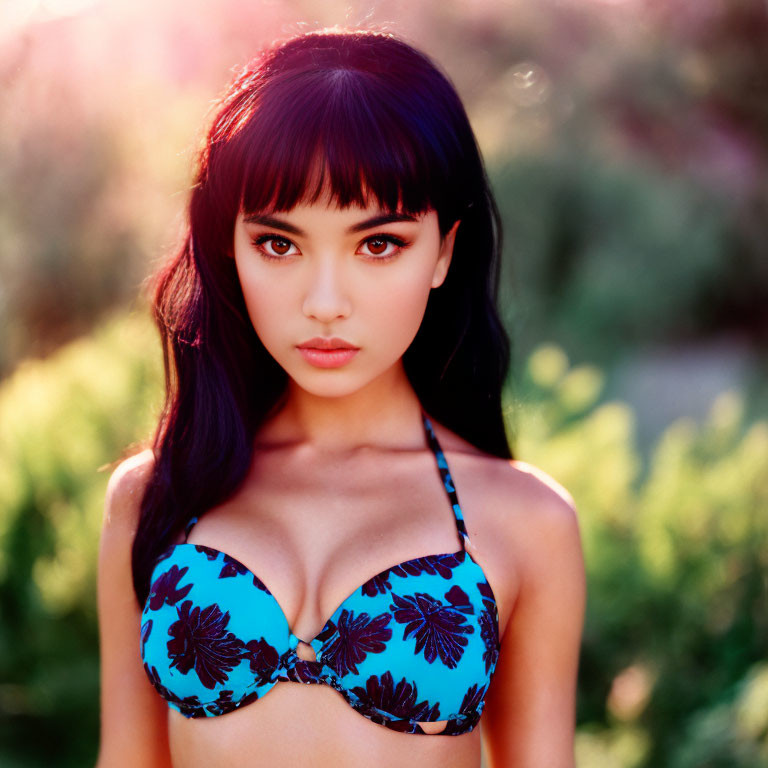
[302,258,352,322]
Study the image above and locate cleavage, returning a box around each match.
[186,503,463,642]
[186,445,463,639]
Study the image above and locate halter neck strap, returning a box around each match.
[420,407,469,550]
[183,515,199,543]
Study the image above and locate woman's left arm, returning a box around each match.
[481,478,586,768]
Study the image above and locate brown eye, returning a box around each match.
[271,238,292,255]
[360,234,408,261]
[367,237,388,255]
[251,235,299,261]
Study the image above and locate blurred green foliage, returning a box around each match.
[492,153,731,366]
[0,312,766,766]
[511,343,768,767]
[0,309,161,767]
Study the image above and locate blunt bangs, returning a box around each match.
[229,54,467,229]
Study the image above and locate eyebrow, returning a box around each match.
[241,211,420,236]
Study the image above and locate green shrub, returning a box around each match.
[0,307,161,767]
[509,343,768,767]
[492,154,729,365]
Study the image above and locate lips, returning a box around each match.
[297,345,359,369]
[297,337,359,350]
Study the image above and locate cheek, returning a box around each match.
[362,271,434,352]
[235,267,288,345]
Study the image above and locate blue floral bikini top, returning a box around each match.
[140,409,500,735]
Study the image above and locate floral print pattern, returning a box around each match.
[148,564,193,610]
[351,671,441,724]
[194,545,219,561]
[139,409,502,736]
[219,554,249,579]
[477,581,500,674]
[319,610,393,676]
[279,657,324,684]
[445,584,475,615]
[140,618,153,655]
[193,543,271,592]
[443,683,488,735]
[391,591,474,669]
[144,662,206,717]
[167,600,246,689]
[361,552,464,597]
[243,638,279,686]
[398,553,464,580]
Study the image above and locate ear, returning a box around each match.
[431,219,461,289]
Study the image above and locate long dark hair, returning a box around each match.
[131,27,513,608]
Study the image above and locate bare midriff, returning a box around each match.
[167,681,482,768]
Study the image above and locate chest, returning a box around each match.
[175,448,472,639]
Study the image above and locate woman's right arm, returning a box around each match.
[96,450,173,768]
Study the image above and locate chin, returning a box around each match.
[288,375,368,399]
[285,360,401,399]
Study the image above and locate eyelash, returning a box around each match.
[250,233,410,263]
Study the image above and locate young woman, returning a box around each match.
[97,26,585,768]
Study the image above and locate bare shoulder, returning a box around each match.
[104,448,156,532]
[465,452,581,557]
[97,448,173,767]
[476,459,586,762]
[490,457,580,543]
[506,458,577,510]
[472,454,585,636]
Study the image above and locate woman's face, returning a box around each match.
[232,191,460,399]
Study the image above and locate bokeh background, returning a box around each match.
[1,0,767,765]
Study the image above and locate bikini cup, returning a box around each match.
[140,408,501,735]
